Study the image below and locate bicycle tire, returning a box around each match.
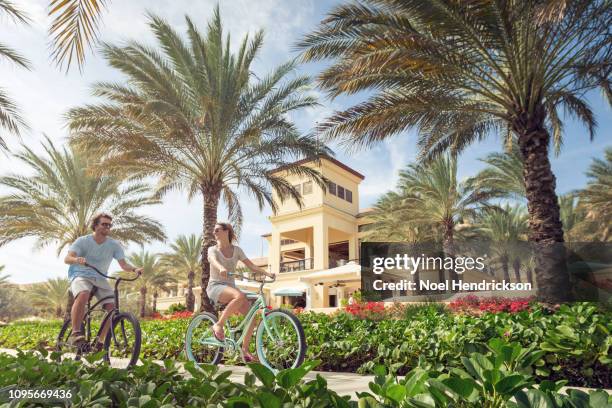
[56,318,86,361]
[103,312,141,368]
[185,312,224,367]
[256,308,306,372]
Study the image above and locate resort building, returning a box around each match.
[157,155,538,313]
[158,156,374,313]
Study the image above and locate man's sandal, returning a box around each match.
[68,332,86,347]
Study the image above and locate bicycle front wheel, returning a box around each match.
[256,309,306,372]
[103,312,141,368]
[185,312,224,368]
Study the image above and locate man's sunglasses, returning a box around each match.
[101,222,113,228]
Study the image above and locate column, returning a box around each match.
[348,234,357,262]
[313,216,329,270]
[305,286,312,309]
[270,228,281,275]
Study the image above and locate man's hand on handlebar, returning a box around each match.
[75,257,87,265]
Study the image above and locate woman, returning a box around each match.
[207,222,274,362]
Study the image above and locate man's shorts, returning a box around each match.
[70,277,114,305]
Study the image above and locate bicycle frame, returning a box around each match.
[82,291,119,344]
[199,281,279,352]
[78,263,139,346]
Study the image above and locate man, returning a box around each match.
[64,213,143,349]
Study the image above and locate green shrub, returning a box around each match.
[2,343,609,407]
[0,303,609,388]
[166,303,187,315]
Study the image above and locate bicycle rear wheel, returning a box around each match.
[256,309,306,372]
[103,312,141,368]
[185,312,224,368]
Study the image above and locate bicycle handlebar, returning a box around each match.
[228,271,276,284]
[83,262,141,281]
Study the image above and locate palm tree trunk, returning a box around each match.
[513,105,571,303]
[513,258,521,283]
[200,185,221,313]
[139,286,147,318]
[527,266,534,286]
[501,255,510,282]
[442,221,457,291]
[186,270,195,312]
[153,290,158,312]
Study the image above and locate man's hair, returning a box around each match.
[91,213,113,231]
[215,222,236,243]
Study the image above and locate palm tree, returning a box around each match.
[578,148,612,241]
[31,277,71,317]
[0,0,31,149]
[467,144,526,201]
[478,205,529,283]
[393,155,493,285]
[0,136,166,320]
[363,192,436,243]
[159,234,202,312]
[67,8,328,312]
[0,136,166,253]
[118,251,177,318]
[298,0,610,303]
[559,193,587,242]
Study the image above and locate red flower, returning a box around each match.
[169,311,193,319]
[450,296,533,314]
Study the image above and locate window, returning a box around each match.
[345,189,352,203]
[293,184,301,195]
[337,185,345,199]
[302,181,312,195]
[327,181,336,195]
[328,294,337,307]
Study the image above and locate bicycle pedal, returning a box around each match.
[78,343,92,353]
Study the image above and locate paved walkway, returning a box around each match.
[1,348,609,398]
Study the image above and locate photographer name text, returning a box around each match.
[373,279,532,291]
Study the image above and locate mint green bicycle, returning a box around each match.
[184,272,306,373]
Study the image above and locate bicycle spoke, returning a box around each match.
[257,311,304,371]
[185,313,223,367]
[106,315,139,368]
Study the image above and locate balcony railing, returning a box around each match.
[280,258,313,273]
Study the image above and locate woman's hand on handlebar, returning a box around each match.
[134,267,144,275]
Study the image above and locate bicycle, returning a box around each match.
[56,263,142,369]
[185,272,306,373]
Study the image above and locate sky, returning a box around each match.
[0,0,610,284]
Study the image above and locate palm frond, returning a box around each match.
[48,0,108,72]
